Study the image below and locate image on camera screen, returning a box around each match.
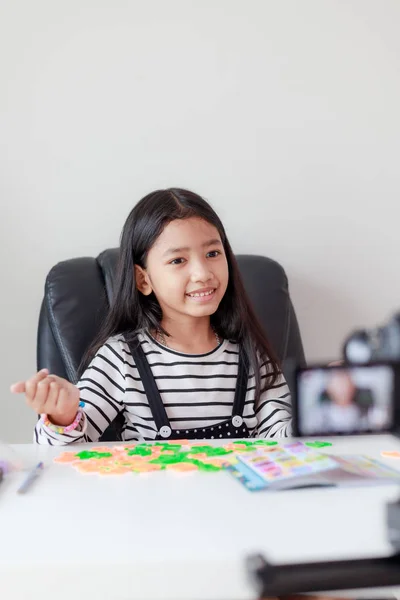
[297,365,394,435]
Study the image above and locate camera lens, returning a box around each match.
[343,331,373,363]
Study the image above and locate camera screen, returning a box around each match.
[296,365,394,436]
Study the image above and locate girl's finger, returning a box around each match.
[42,380,61,415]
[31,375,58,412]
[25,370,50,403]
[47,374,72,391]
[31,377,52,413]
[10,369,49,394]
[10,381,27,394]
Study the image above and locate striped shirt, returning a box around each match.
[34,333,292,445]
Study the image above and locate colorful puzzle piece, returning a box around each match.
[381,451,400,459]
[305,441,333,448]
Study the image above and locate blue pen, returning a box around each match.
[17,461,44,494]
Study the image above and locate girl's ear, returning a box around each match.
[134,265,153,296]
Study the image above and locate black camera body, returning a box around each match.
[343,313,400,364]
[292,312,400,439]
[344,312,400,439]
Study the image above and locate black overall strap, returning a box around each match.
[232,348,250,418]
[128,339,172,439]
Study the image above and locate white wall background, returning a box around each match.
[1,0,400,442]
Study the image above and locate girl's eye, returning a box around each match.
[169,258,186,265]
[207,250,221,258]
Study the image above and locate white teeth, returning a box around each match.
[188,290,214,297]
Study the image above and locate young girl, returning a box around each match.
[11,188,292,444]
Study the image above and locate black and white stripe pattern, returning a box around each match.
[35,333,292,445]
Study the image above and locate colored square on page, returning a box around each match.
[264,471,282,481]
[224,461,268,492]
[291,465,313,475]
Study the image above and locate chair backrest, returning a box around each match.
[37,250,305,384]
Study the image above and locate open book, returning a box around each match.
[225,440,400,491]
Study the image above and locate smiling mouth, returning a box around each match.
[186,288,215,298]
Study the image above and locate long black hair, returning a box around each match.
[83,188,281,404]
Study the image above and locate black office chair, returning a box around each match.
[37,250,305,440]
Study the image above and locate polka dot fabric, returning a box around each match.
[157,419,250,441]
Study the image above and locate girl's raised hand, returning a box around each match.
[10,369,80,426]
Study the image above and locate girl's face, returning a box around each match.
[326,372,356,406]
[136,217,229,323]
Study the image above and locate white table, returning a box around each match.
[2,435,400,600]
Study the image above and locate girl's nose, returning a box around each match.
[190,259,212,282]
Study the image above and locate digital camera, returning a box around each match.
[293,312,400,437]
